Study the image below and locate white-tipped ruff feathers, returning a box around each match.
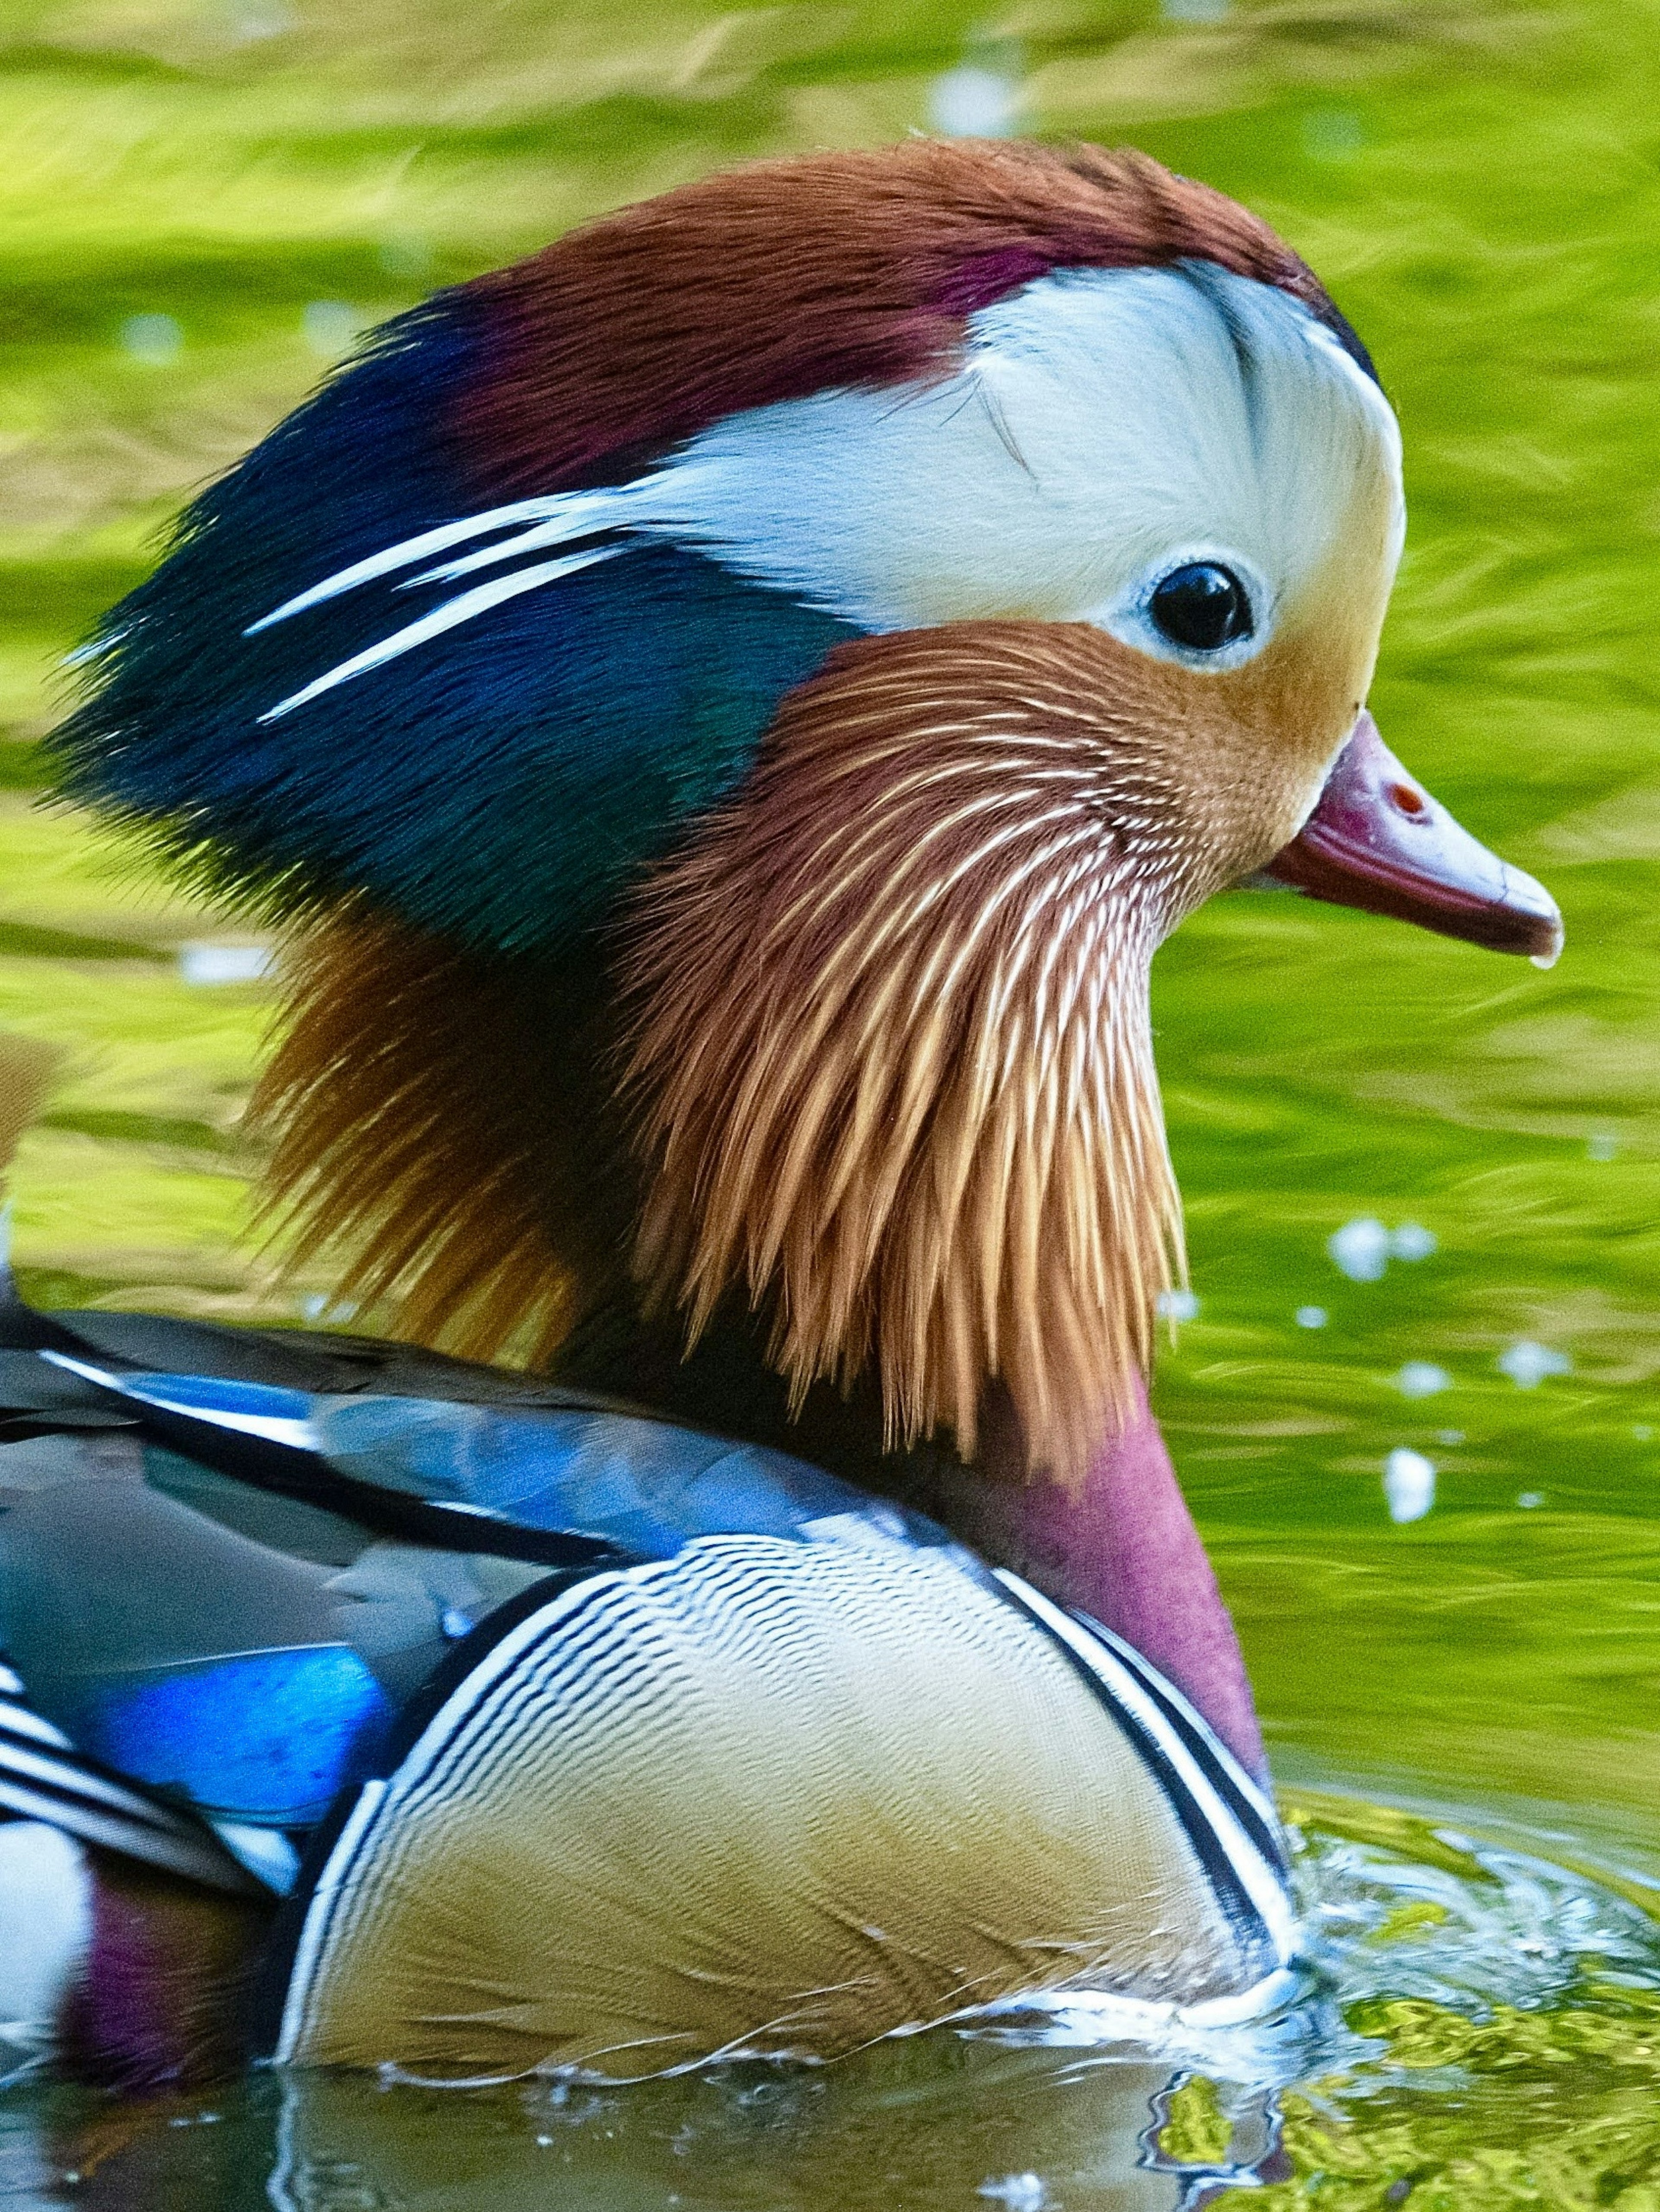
[621,626,1219,1480]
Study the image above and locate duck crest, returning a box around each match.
[461,138,1376,497]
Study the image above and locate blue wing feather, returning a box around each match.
[0,1310,957,1867]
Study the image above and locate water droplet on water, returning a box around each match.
[1329,1218,1438,1280]
[1384,1448,1436,1522]
[1329,1217,1390,1280]
[929,66,1020,137]
[1156,1288,1200,1322]
[121,312,183,365]
[1517,1492,1544,1510]
[1390,1221,1437,1261]
[979,2178,1049,2212]
[1394,1361,1451,1399]
[1497,1341,1571,1388]
[1588,1131,1617,1161]
[1296,1305,1328,1329]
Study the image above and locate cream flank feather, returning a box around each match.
[622,622,1276,1483]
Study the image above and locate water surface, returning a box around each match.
[0,0,1657,2202]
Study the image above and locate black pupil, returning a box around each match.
[1149,563,1252,652]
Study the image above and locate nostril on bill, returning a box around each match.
[1387,781,1427,818]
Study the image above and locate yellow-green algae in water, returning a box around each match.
[1,0,1659,2203]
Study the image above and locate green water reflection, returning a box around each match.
[0,0,1657,2202]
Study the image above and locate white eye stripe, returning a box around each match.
[236,262,1401,720]
[620,264,1403,641]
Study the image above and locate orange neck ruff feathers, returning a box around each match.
[255,622,1328,1483]
[619,623,1231,1481]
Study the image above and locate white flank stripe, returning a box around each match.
[0,1739,182,1826]
[993,1571,1296,1964]
[258,545,626,722]
[276,1779,388,2063]
[0,1782,243,1889]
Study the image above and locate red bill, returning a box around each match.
[1261,712,1563,966]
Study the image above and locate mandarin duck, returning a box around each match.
[0,139,1559,2092]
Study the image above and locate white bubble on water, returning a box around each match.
[1329,1218,1439,1281]
[1384,1447,1436,1523]
[1390,1221,1437,1261]
[1162,0,1229,19]
[1394,1361,1451,1399]
[303,300,363,359]
[1588,1131,1617,1161]
[1497,1341,1571,1388]
[979,2179,1049,2212]
[1517,1492,1544,1509]
[1156,1288,1200,1322]
[1328,1217,1390,1281]
[1437,1429,1465,1445]
[1296,1305,1327,1329]
[929,66,1020,137]
[179,942,273,985]
[121,313,183,366]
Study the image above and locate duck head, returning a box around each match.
[52,137,1558,1495]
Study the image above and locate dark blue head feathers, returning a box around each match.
[48,290,851,954]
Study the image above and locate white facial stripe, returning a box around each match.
[241,265,1403,720]
[630,264,1405,650]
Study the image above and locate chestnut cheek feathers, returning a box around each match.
[1261,710,1563,965]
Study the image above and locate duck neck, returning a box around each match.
[934,1378,1267,1781]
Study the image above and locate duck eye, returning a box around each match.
[1148,563,1254,653]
